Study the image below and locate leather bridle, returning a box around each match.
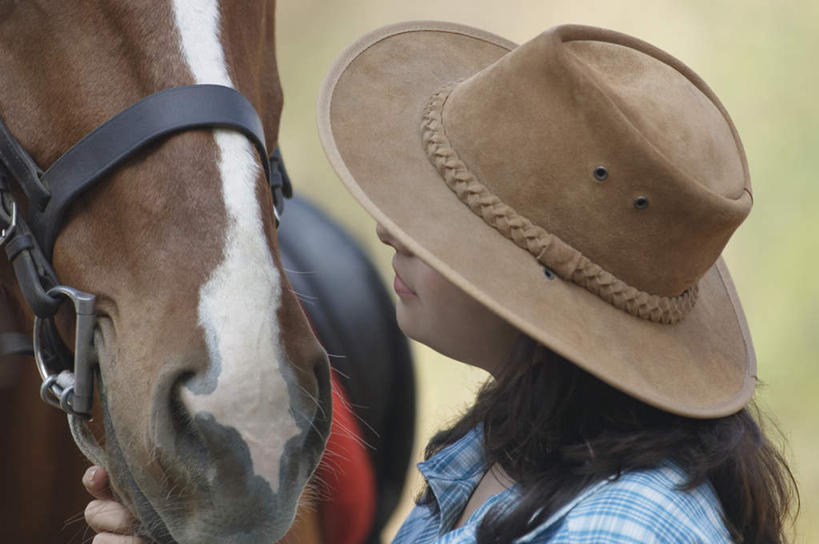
[0,84,292,418]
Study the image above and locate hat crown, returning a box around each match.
[440,25,752,297]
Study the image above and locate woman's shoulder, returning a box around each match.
[521,462,733,543]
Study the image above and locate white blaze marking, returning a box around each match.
[171,0,301,492]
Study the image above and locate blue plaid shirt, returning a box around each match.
[392,426,732,543]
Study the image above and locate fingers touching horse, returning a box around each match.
[0,2,331,542]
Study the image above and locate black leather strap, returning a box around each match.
[0,118,50,208]
[4,228,61,318]
[269,147,292,217]
[29,84,271,258]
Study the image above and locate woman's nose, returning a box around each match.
[376,223,413,255]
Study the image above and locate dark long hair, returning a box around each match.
[418,336,798,543]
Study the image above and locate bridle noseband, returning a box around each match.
[0,84,292,418]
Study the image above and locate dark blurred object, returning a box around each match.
[279,194,416,544]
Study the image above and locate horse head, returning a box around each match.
[0,1,331,542]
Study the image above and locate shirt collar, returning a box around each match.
[416,425,489,533]
[415,424,613,542]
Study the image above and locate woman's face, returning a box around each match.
[376,224,518,376]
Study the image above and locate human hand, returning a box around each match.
[83,466,147,544]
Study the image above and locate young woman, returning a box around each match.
[84,22,797,543]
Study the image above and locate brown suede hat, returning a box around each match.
[317,21,756,418]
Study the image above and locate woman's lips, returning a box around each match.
[393,271,416,298]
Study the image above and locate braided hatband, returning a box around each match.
[420,85,698,325]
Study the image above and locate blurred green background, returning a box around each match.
[275,1,818,541]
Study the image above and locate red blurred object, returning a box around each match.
[315,372,378,544]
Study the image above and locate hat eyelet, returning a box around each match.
[543,266,556,280]
[593,166,609,182]
[634,196,649,210]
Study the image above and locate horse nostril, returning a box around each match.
[168,371,196,431]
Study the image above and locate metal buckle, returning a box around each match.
[33,286,97,417]
[273,202,282,226]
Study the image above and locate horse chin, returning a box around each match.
[99,356,331,544]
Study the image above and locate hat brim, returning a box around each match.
[317,20,756,418]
